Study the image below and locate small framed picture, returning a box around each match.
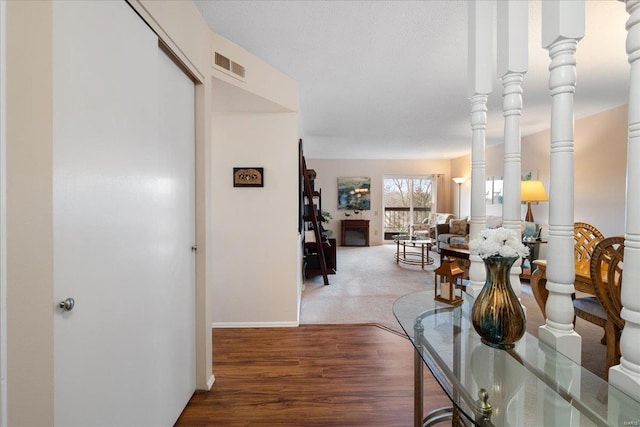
[233,167,264,187]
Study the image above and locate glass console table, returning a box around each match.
[393,291,640,426]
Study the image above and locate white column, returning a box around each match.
[498,0,527,301]
[495,8,531,421]
[609,0,640,395]
[466,0,493,298]
[538,0,584,362]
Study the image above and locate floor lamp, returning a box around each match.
[452,177,466,218]
[520,180,548,223]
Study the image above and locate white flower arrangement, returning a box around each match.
[469,227,530,259]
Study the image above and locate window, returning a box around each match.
[383,176,433,239]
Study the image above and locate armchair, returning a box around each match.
[413,212,454,239]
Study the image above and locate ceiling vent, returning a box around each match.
[214,52,246,79]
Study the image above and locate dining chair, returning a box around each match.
[531,222,605,319]
[590,236,625,378]
[574,222,605,262]
[569,223,607,344]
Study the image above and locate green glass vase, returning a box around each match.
[471,255,526,349]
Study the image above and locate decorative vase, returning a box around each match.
[471,255,526,349]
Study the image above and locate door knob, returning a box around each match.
[59,298,75,312]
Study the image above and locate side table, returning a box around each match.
[521,239,547,280]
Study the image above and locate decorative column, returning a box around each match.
[538,1,584,362]
[609,0,640,396]
[466,0,493,298]
[498,0,527,302]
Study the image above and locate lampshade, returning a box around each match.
[452,177,466,184]
[521,180,548,223]
[520,180,548,202]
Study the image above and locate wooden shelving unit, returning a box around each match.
[301,148,335,285]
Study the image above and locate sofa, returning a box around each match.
[435,215,531,252]
[435,218,470,252]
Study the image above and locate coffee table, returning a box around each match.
[393,235,434,269]
[393,291,640,426]
[440,245,469,264]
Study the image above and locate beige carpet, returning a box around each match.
[300,243,606,379]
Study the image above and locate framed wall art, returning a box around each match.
[337,176,371,210]
[233,167,264,187]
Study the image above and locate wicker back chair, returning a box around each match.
[532,222,605,318]
[571,223,607,326]
[574,222,605,262]
[590,236,625,376]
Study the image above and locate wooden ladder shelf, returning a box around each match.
[302,155,331,285]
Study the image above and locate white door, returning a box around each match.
[53,1,195,425]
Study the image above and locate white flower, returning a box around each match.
[469,227,530,259]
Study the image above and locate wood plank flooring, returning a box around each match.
[175,324,450,426]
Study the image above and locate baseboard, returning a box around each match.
[212,321,299,328]
[206,374,215,390]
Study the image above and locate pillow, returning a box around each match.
[449,219,468,236]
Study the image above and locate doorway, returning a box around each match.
[383,175,434,239]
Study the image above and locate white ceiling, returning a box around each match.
[195,0,629,160]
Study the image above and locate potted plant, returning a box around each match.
[319,210,332,223]
[319,211,333,237]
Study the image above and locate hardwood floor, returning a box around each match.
[175,324,450,426]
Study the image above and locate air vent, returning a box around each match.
[230,62,246,78]
[215,52,230,70]
[214,52,246,79]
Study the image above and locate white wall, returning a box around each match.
[306,158,452,246]
[211,109,300,326]
[6,3,55,424]
[208,24,301,328]
[212,33,298,113]
[0,1,7,424]
[207,32,302,328]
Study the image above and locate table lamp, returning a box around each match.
[520,180,548,223]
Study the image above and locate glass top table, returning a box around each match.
[393,291,640,426]
[392,235,434,269]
